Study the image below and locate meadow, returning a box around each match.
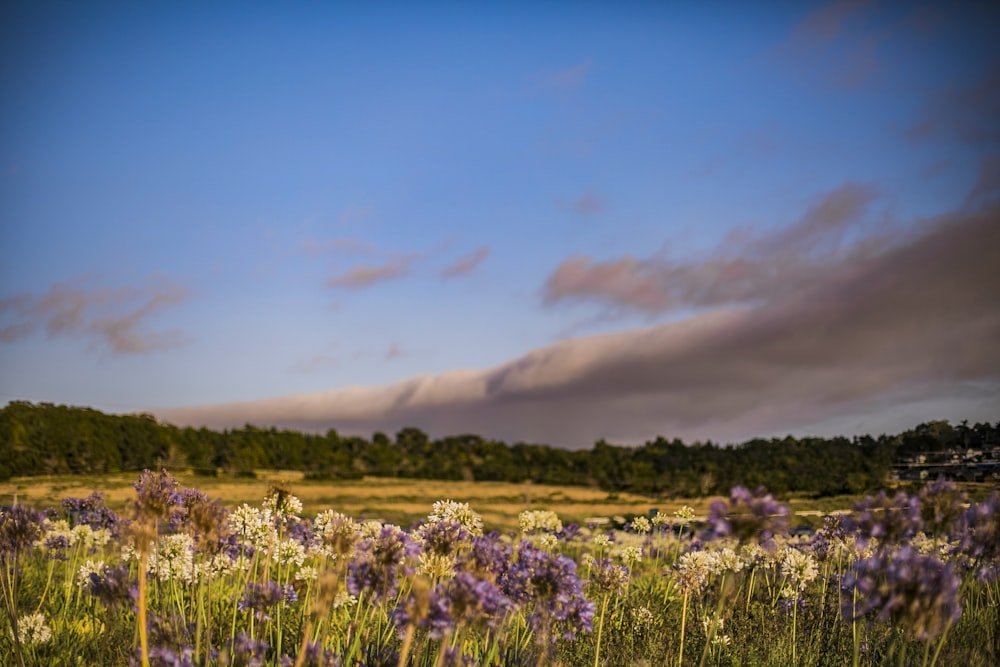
[0,470,997,666]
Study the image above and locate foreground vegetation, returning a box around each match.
[1,471,997,666]
[5,402,997,496]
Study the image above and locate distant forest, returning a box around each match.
[1,401,997,497]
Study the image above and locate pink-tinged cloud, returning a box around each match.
[326,256,414,289]
[562,191,604,215]
[907,61,1000,144]
[0,280,190,354]
[790,0,870,46]
[535,60,592,92]
[157,198,1000,448]
[301,237,374,256]
[545,182,884,314]
[440,247,490,279]
[779,0,884,90]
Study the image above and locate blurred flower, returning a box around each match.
[238,581,297,622]
[629,516,651,534]
[312,511,360,558]
[849,490,921,548]
[588,558,629,595]
[294,641,340,667]
[221,633,269,667]
[417,519,469,558]
[61,491,123,535]
[518,510,562,535]
[347,525,420,601]
[262,487,303,519]
[955,492,999,581]
[918,477,967,536]
[616,545,643,568]
[428,500,484,537]
[132,469,183,525]
[0,505,44,561]
[86,562,137,609]
[842,546,962,640]
[703,486,789,548]
[458,533,512,582]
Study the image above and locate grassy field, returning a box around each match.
[0,469,870,531]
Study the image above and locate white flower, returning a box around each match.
[149,534,196,583]
[630,516,651,534]
[77,559,107,587]
[537,533,558,549]
[780,548,818,593]
[273,539,306,567]
[263,491,303,517]
[295,565,318,582]
[230,504,277,550]
[593,534,611,548]
[713,548,745,574]
[616,545,643,567]
[14,612,52,646]
[631,606,655,633]
[427,500,484,536]
[518,510,562,534]
[675,506,696,522]
[417,552,456,578]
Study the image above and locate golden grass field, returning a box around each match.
[0,469,875,531]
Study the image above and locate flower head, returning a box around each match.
[842,546,962,640]
[702,486,789,547]
[13,612,51,646]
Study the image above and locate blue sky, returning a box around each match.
[2,1,998,447]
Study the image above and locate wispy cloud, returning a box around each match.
[778,0,885,90]
[156,198,1000,448]
[907,61,1000,145]
[440,246,490,279]
[790,0,871,46]
[534,59,592,92]
[559,191,605,216]
[289,353,338,374]
[301,237,374,257]
[326,255,416,289]
[0,279,190,354]
[544,182,885,314]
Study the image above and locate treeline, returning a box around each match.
[1,401,997,497]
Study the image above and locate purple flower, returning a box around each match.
[132,469,183,524]
[143,646,195,667]
[954,492,999,581]
[848,490,921,548]
[43,534,70,560]
[238,582,297,622]
[0,505,44,561]
[501,540,594,640]
[88,563,137,609]
[293,641,340,667]
[62,491,123,536]
[223,633,269,667]
[458,532,512,581]
[347,526,420,601]
[918,477,967,536]
[587,558,630,595]
[842,546,962,640]
[702,486,789,547]
[419,519,469,557]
